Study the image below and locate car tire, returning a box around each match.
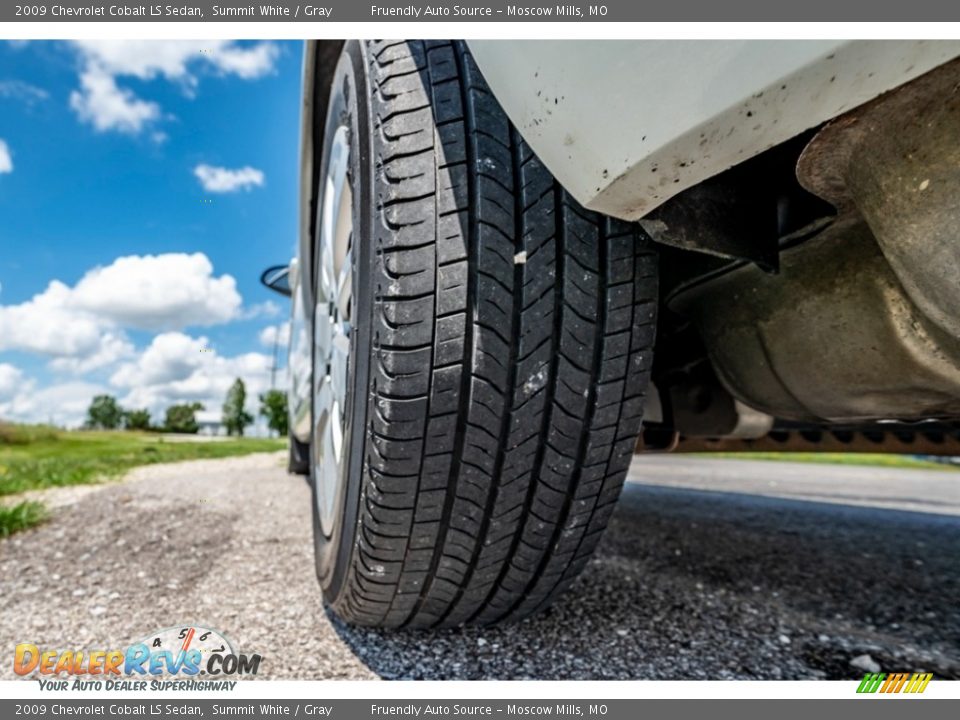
[310,39,658,628]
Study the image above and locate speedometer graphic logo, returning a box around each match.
[139,625,235,665]
[135,625,261,677]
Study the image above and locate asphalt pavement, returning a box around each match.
[1,452,958,680]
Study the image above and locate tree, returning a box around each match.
[222,378,253,436]
[123,409,151,431]
[164,403,203,434]
[259,389,289,437]
[86,395,123,430]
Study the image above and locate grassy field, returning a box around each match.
[696,452,959,471]
[0,423,284,535]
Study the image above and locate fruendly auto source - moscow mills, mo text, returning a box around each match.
[369,5,602,16]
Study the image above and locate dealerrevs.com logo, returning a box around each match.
[14,625,261,691]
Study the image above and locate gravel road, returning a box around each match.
[2,452,958,680]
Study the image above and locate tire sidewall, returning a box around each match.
[310,40,373,603]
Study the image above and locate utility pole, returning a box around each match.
[270,325,280,389]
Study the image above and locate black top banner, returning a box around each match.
[5,0,960,22]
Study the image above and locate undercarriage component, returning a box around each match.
[668,58,960,425]
[673,219,960,422]
[638,138,833,272]
[662,424,960,457]
[797,57,960,343]
[664,373,774,438]
[639,176,781,272]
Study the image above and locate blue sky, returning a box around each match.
[0,40,302,429]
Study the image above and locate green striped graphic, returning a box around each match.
[857,673,886,693]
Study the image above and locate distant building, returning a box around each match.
[195,410,226,437]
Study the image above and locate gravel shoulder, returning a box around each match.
[1,452,957,680]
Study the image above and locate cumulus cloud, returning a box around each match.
[110,332,209,388]
[48,333,135,374]
[0,334,275,429]
[72,40,278,83]
[0,363,24,401]
[70,67,161,134]
[70,253,242,330]
[68,40,278,135]
[194,164,265,193]
[0,139,12,174]
[0,253,242,373]
[0,380,105,429]
[111,332,273,420]
[0,279,107,358]
[258,321,290,348]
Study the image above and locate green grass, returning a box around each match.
[0,422,59,445]
[696,452,959,471]
[0,423,285,497]
[0,501,48,537]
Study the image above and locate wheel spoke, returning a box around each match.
[336,245,352,323]
[319,197,337,303]
[314,375,333,423]
[313,375,334,509]
[331,332,350,409]
[320,411,338,515]
[313,301,332,365]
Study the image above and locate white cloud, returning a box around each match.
[243,300,281,320]
[0,139,12,174]
[48,333,135,374]
[0,363,24,401]
[110,332,208,387]
[0,333,275,429]
[0,253,243,373]
[0,79,49,105]
[71,40,278,83]
[68,40,278,135]
[0,248,274,428]
[111,332,274,420]
[194,164,265,193]
[0,380,105,429]
[258,321,290,348]
[69,67,161,134]
[0,279,106,358]
[69,252,242,331]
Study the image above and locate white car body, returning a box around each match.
[468,40,960,219]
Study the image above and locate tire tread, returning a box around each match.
[331,40,657,627]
